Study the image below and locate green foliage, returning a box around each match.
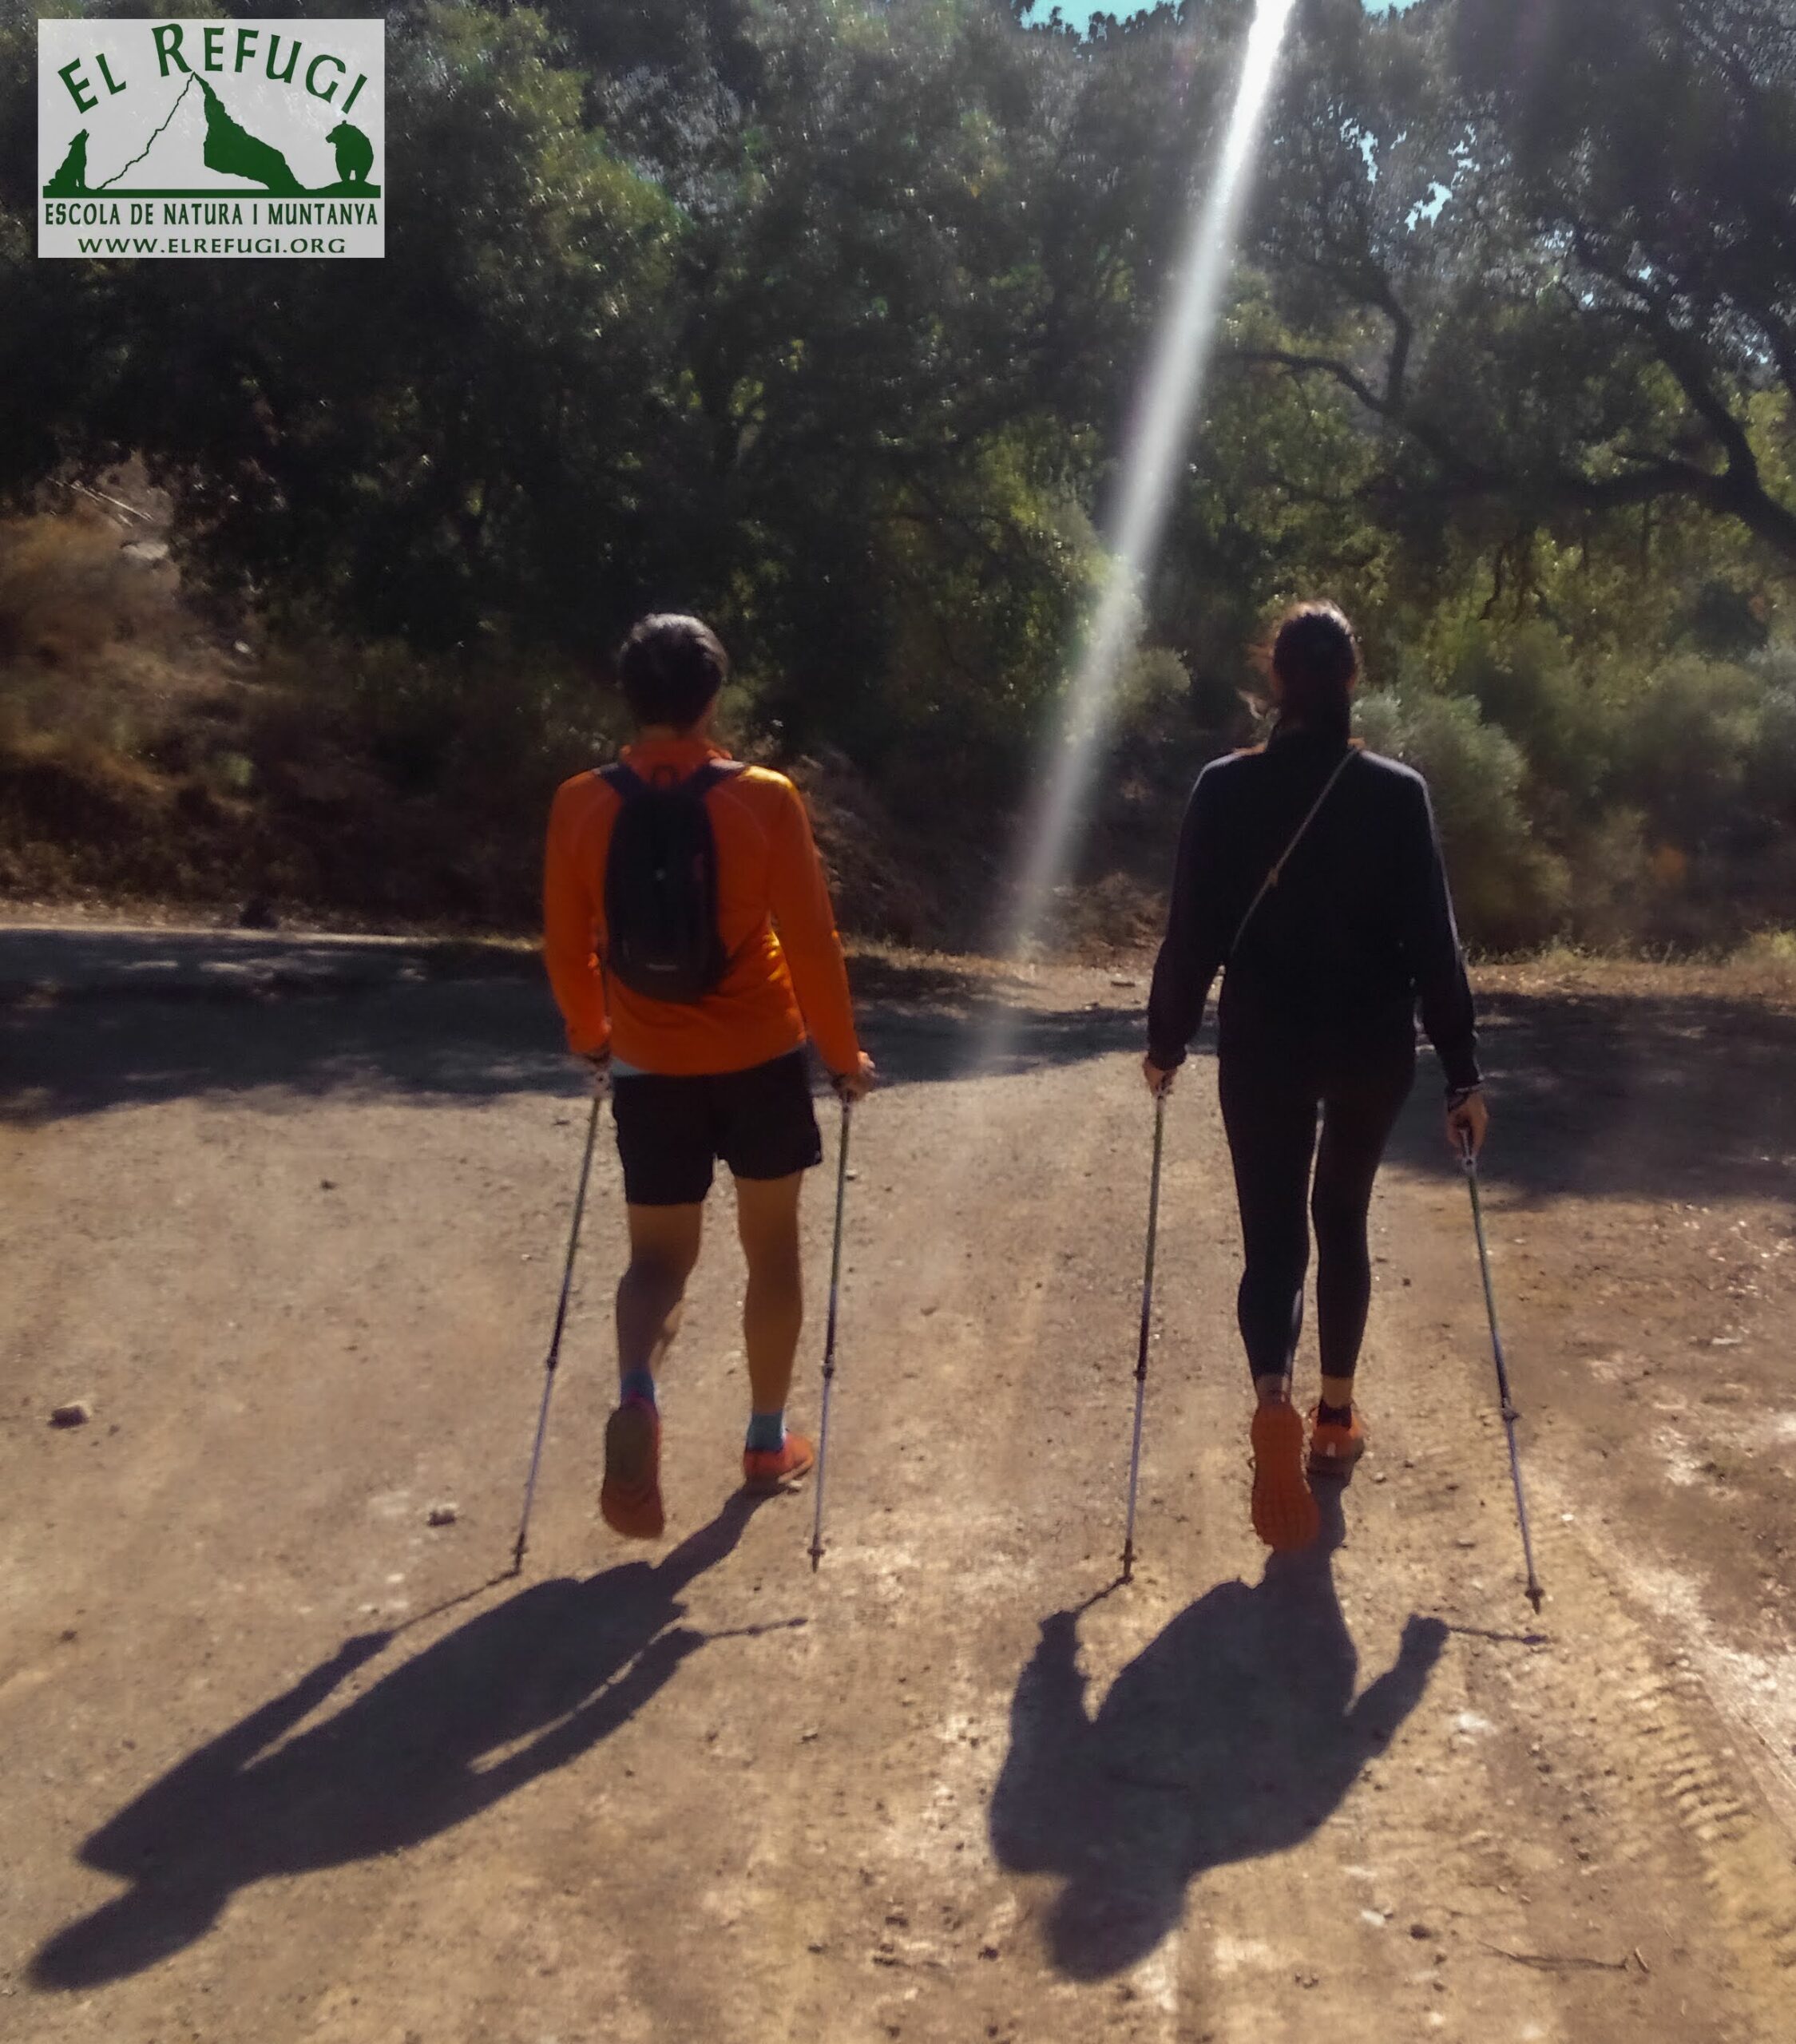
[1355,687,1568,950]
[4,0,1796,947]
[1439,624,1612,809]
[1615,660,1764,857]
[1746,651,1796,831]
[1254,0,1796,561]
[1114,644,1194,733]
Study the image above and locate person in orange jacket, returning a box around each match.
[544,614,876,1540]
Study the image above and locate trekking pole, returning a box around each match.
[1461,1135,1544,1613]
[1121,1088,1168,1585]
[808,1096,854,1572]
[510,1094,603,1575]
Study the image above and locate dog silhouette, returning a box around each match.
[45,129,89,196]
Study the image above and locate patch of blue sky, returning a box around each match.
[1040,1,1419,32]
[1032,3,1449,216]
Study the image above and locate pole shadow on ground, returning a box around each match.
[31,1495,785,1991]
[989,1492,1445,1980]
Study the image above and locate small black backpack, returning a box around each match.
[600,759,745,1002]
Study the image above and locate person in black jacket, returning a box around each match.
[1144,604,1489,1554]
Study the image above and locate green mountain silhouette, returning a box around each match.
[196,77,301,193]
[44,76,379,200]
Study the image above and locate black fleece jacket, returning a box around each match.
[1146,731,1481,1094]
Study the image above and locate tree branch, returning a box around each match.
[1237,336,1796,564]
[1235,343,1495,491]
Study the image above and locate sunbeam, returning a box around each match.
[986,0,1299,1063]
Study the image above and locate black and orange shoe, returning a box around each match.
[600,1396,665,1540]
[1307,1404,1367,1481]
[743,1430,815,1496]
[1251,1401,1321,1552]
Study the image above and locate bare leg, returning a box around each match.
[733,1172,805,1417]
[617,1203,704,1384]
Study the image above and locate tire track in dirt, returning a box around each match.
[1526,1495,1796,2016]
[1378,1171,1796,2044]
[8,953,1796,2044]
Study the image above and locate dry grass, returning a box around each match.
[1477,936,1796,1012]
[0,509,169,669]
[0,490,585,928]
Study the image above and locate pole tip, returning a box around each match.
[1527,1583,1544,1614]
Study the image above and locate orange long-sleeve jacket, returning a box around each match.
[543,736,862,1079]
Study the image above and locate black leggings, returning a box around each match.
[1217,1032,1415,1388]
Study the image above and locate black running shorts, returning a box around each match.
[610,1049,824,1206]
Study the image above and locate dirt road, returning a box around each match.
[3,928,1794,2042]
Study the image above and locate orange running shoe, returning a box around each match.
[600,1396,664,1540]
[1308,1404,1367,1480]
[1251,1401,1321,1552]
[743,1430,815,1496]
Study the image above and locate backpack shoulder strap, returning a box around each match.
[689,760,748,795]
[600,759,745,799]
[1229,750,1358,960]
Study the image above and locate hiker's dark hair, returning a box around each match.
[617,615,730,728]
[1268,601,1359,744]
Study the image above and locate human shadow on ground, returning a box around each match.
[989,1492,1445,1981]
[0,931,1152,1123]
[1382,987,1796,1208]
[31,1495,783,1990]
[0,961,577,1123]
[11,933,1791,1213]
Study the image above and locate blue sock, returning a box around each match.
[620,1368,657,1408]
[745,1410,786,1453]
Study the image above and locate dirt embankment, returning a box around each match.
[1,488,1180,953]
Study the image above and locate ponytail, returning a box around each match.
[1268,601,1358,746]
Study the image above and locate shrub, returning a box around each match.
[1613,656,1763,858]
[1356,687,1568,951]
[1743,648,1796,836]
[1445,620,1617,806]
